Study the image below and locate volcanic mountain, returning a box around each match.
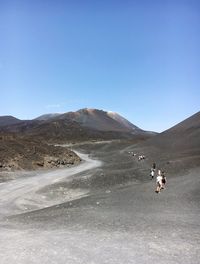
[51,108,142,132]
[0,108,155,142]
[0,109,155,171]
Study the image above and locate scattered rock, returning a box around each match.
[0,134,81,171]
[36,161,44,167]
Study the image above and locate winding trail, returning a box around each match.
[0,151,102,218]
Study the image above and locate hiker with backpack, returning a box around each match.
[155,169,162,193]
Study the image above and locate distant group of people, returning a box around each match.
[128,151,167,194]
[128,151,137,157]
[128,152,146,161]
[138,155,146,161]
[150,162,167,193]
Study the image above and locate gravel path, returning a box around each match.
[0,151,101,218]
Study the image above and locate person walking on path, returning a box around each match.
[161,171,167,189]
[155,169,162,193]
[150,168,155,180]
[152,162,156,170]
[150,162,156,180]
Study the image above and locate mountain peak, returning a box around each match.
[57,108,142,133]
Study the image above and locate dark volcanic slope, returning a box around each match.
[143,111,200,151]
[0,116,22,127]
[131,111,200,172]
[0,120,42,133]
[25,119,148,143]
[54,108,143,132]
[35,113,61,121]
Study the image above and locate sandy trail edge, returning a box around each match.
[0,151,102,218]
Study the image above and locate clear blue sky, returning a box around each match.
[0,0,199,132]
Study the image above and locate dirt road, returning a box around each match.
[0,151,101,217]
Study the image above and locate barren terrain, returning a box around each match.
[0,134,81,172]
[0,140,199,264]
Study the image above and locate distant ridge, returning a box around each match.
[0,108,157,142]
[0,116,22,127]
[35,113,61,121]
[0,108,150,133]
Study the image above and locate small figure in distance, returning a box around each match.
[150,168,155,180]
[152,162,156,170]
[161,171,167,189]
[150,162,156,179]
[138,155,145,161]
[155,169,162,193]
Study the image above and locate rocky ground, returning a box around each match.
[0,134,81,175]
[0,140,199,264]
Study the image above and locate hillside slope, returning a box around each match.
[131,111,200,172]
[0,116,22,127]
